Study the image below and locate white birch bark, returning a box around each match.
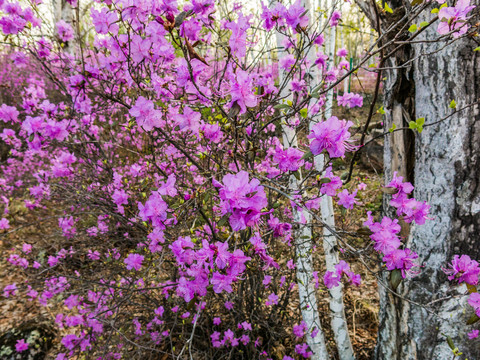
[311,0,355,359]
[52,0,75,55]
[275,25,331,360]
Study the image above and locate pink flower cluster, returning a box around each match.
[215,171,267,231]
[324,260,361,288]
[337,92,363,108]
[387,172,431,225]
[308,116,355,158]
[364,212,419,278]
[170,236,251,301]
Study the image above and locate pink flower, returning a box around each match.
[273,145,304,172]
[216,171,267,231]
[314,34,325,46]
[468,329,479,339]
[320,166,343,196]
[138,191,168,229]
[330,11,341,27]
[124,253,144,271]
[383,248,419,278]
[129,96,161,131]
[15,339,28,352]
[91,7,118,35]
[261,2,286,30]
[3,283,17,297]
[293,321,307,337]
[437,0,475,38]
[308,116,355,158]
[337,92,363,108]
[443,255,480,285]
[337,189,358,209]
[0,104,19,123]
[364,214,402,255]
[286,0,309,30]
[468,292,480,317]
[225,14,250,58]
[266,292,279,305]
[229,70,258,115]
[336,48,348,57]
[210,272,233,293]
[315,53,329,69]
[174,106,201,136]
[56,20,74,42]
[0,218,10,229]
[279,54,296,71]
[324,271,341,288]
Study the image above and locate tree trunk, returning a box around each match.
[375,2,480,359]
[275,25,331,360]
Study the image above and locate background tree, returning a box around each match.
[355,0,480,358]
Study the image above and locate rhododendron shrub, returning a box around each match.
[0,0,478,358]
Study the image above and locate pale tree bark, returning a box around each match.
[354,0,480,359]
[313,0,356,359]
[52,0,75,54]
[275,27,331,360]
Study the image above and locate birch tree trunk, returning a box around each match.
[315,0,355,358]
[359,1,480,359]
[52,0,75,54]
[275,27,331,360]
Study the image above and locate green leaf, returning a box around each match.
[414,117,425,132]
[318,177,332,184]
[390,269,403,290]
[302,150,313,160]
[419,21,429,28]
[384,2,393,13]
[409,121,417,130]
[449,99,457,109]
[431,8,439,13]
[389,123,396,132]
[411,0,424,5]
[299,108,308,118]
[474,46,480,52]
[466,313,480,325]
[447,336,455,350]
[217,213,230,227]
[378,106,385,114]
[274,104,290,110]
[292,170,301,181]
[440,2,448,8]
[408,24,418,33]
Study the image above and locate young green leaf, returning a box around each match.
[390,269,403,290]
[449,99,457,109]
[408,24,418,33]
